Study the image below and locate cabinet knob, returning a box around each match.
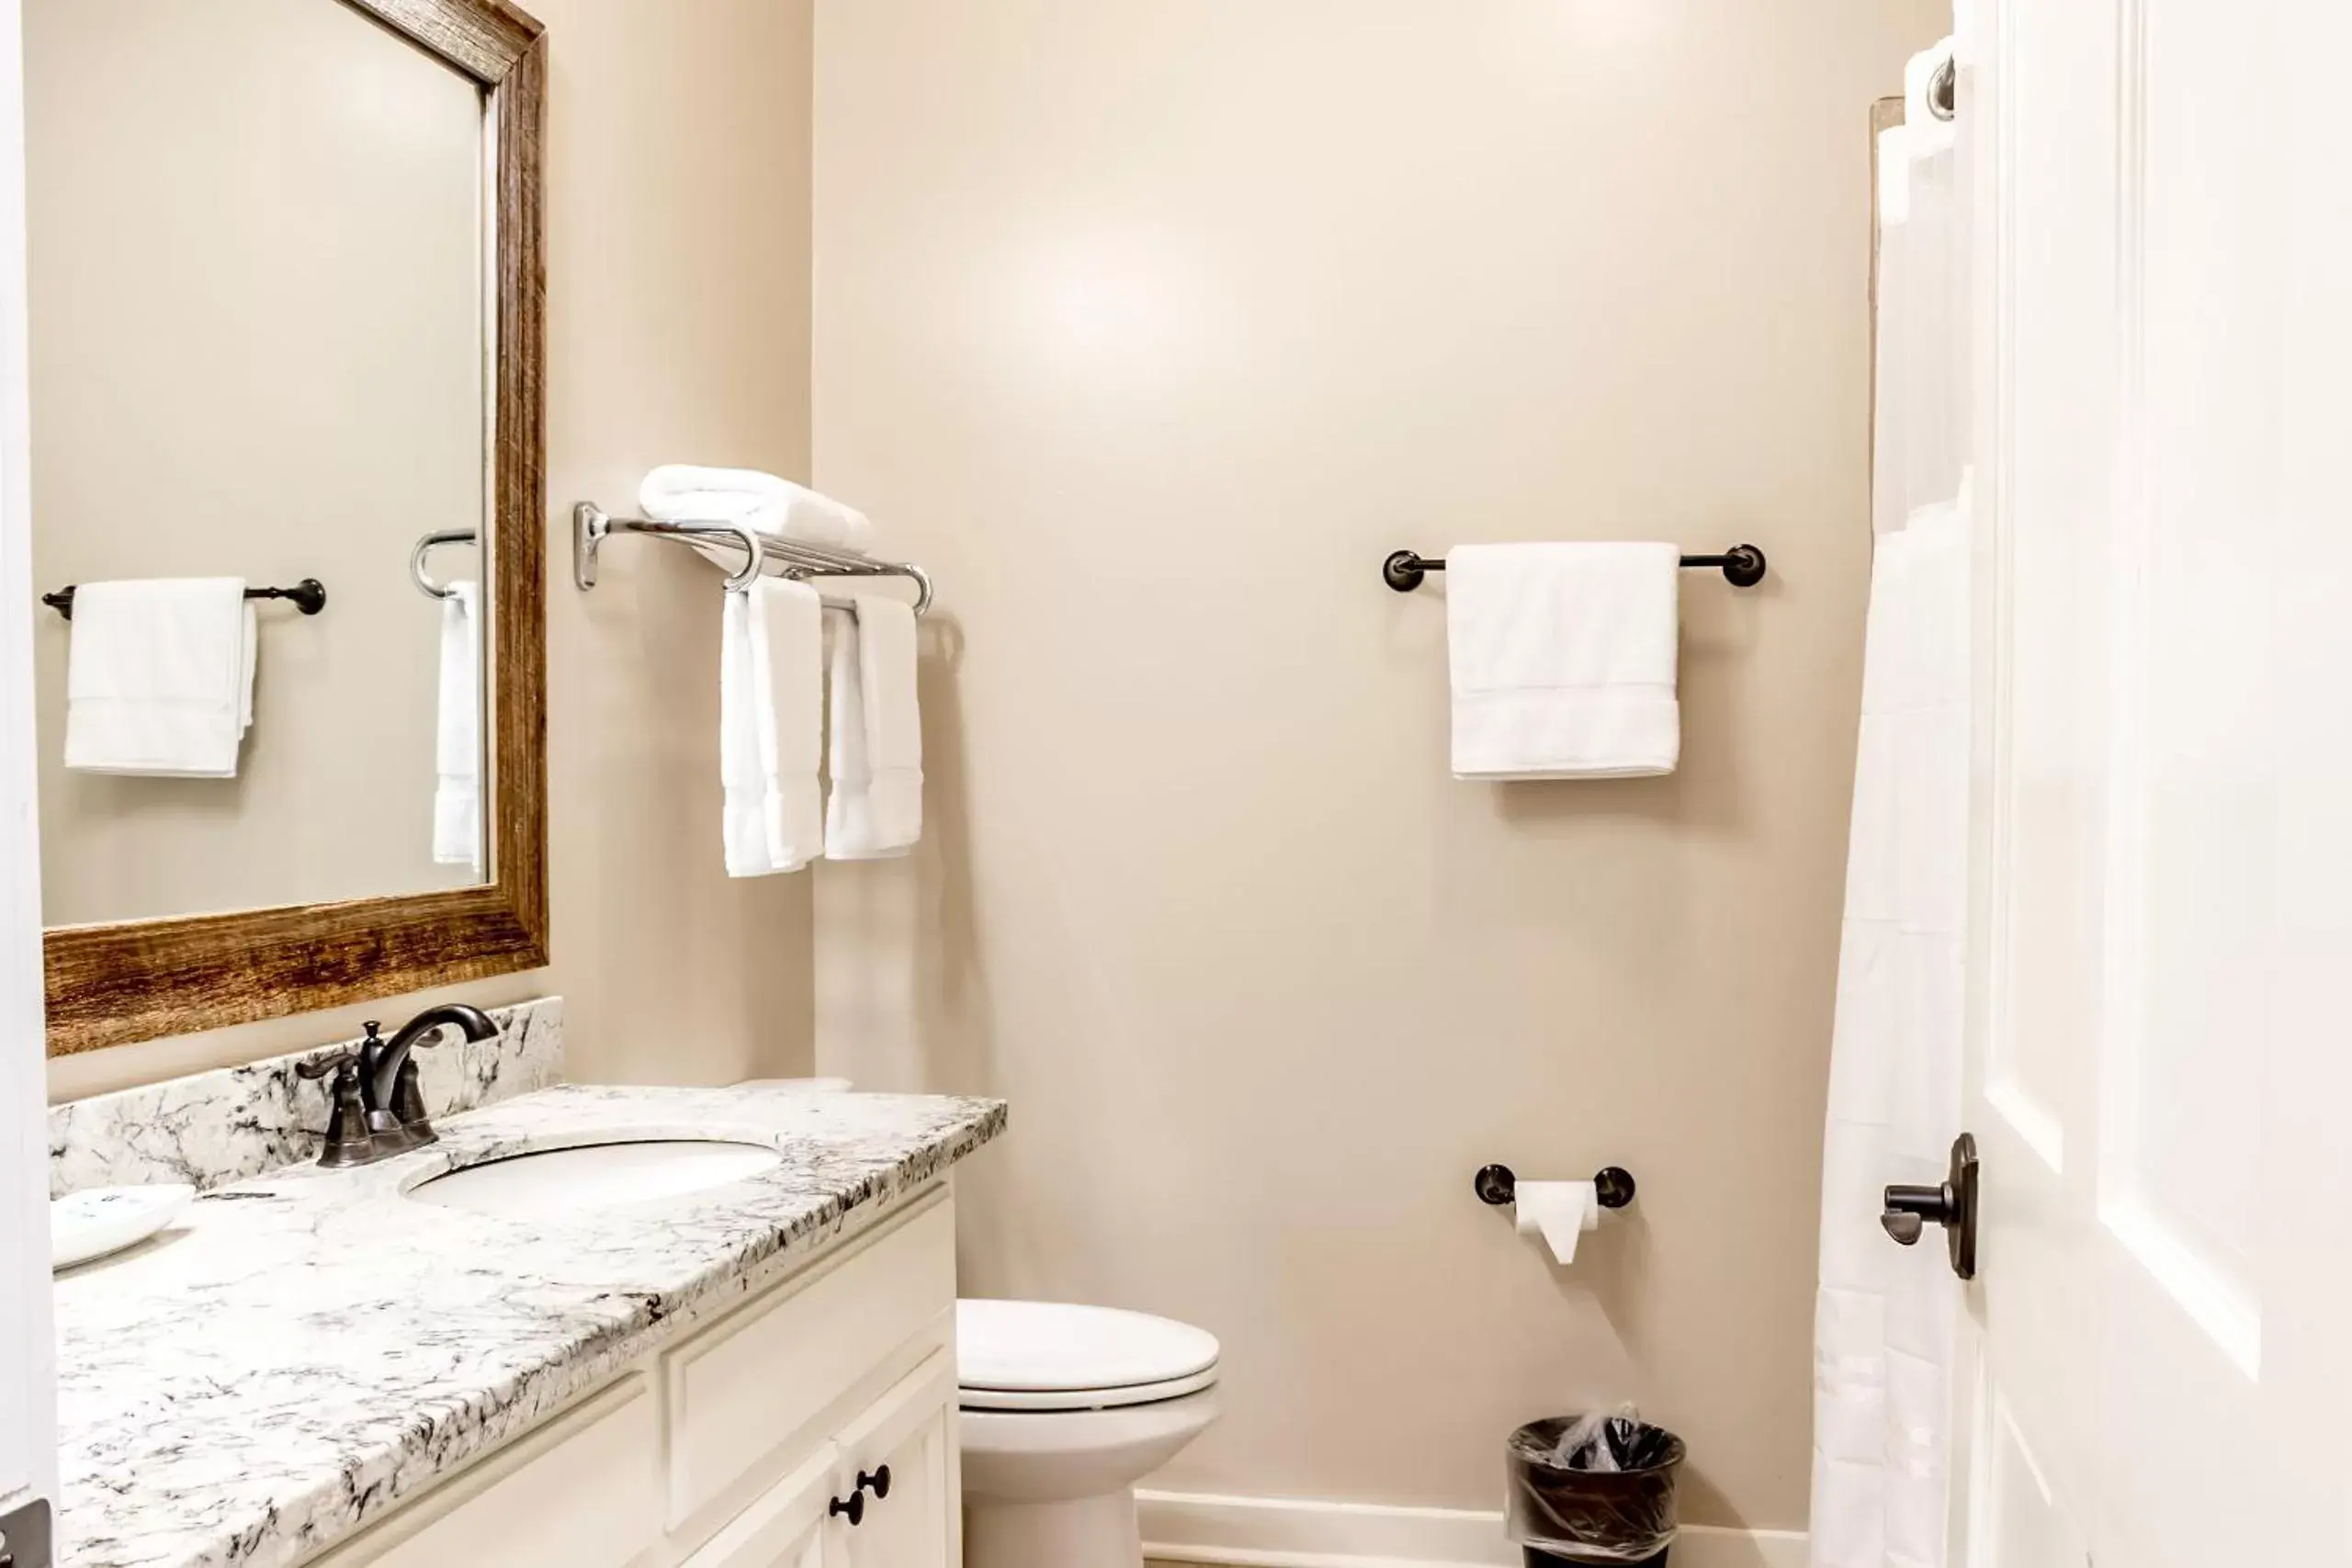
[829,1492,865,1528]
[858,1465,892,1500]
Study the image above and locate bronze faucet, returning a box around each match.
[297,1003,500,1168]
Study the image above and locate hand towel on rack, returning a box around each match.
[64,578,257,777]
[1446,542,1681,779]
[433,581,482,874]
[824,595,922,859]
[720,577,826,876]
[639,465,874,553]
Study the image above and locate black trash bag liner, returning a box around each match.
[1506,1414,1687,1565]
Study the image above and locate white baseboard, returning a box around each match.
[1138,1489,1807,1568]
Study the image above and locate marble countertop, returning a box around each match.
[53,1085,1007,1568]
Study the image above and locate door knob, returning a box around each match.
[829,1491,865,1528]
[1881,1133,1979,1280]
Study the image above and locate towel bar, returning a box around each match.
[1382,545,1767,594]
[40,579,327,621]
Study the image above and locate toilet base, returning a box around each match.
[966,1489,1143,1568]
[957,1386,1219,1568]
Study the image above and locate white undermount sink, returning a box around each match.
[408,1140,783,1222]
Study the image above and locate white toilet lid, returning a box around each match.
[957,1299,1219,1410]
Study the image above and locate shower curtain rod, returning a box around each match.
[1929,54,1956,120]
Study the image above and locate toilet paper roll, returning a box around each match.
[1513,1180,1600,1265]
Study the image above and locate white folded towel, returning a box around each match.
[640,465,874,553]
[720,578,826,876]
[1447,542,1682,779]
[434,581,482,873]
[64,578,257,778]
[824,596,922,858]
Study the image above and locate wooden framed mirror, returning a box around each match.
[30,0,548,1054]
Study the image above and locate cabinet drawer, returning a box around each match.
[666,1193,955,1527]
[316,1376,659,1568]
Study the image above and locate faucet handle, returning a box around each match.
[295,1048,357,1081]
[299,1052,378,1168]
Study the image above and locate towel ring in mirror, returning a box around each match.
[411,529,481,601]
[412,526,480,602]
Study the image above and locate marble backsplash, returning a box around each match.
[48,997,564,1198]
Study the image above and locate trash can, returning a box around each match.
[1506,1414,1687,1567]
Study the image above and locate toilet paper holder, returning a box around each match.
[1474,1163,1636,1211]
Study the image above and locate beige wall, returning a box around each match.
[26,0,485,925]
[49,0,820,1100]
[812,0,1941,1531]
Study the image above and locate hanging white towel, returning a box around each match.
[64,578,256,778]
[434,581,482,874]
[1446,542,1681,779]
[760,581,827,871]
[639,465,874,552]
[720,590,773,876]
[824,596,922,858]
[720,578,826,876]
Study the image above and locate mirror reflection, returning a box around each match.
[25,0,492,928]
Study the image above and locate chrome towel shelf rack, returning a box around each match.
[1382,544,1768,593]
[571,502,933,615]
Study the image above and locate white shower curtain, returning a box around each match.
[1809,39,1971,1568]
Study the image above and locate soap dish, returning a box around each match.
[51,1183,195,1270]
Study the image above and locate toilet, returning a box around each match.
[956,1299,1221,1568]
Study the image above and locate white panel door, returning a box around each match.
[1952,0,2352,1563]
[0,0,59,1543]
[831,1351,956,1568]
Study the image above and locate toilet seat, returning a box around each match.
[958,1366,1219,1412]
[957,1299,1220,1413]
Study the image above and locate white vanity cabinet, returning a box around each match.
[311,1188,960,1568]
